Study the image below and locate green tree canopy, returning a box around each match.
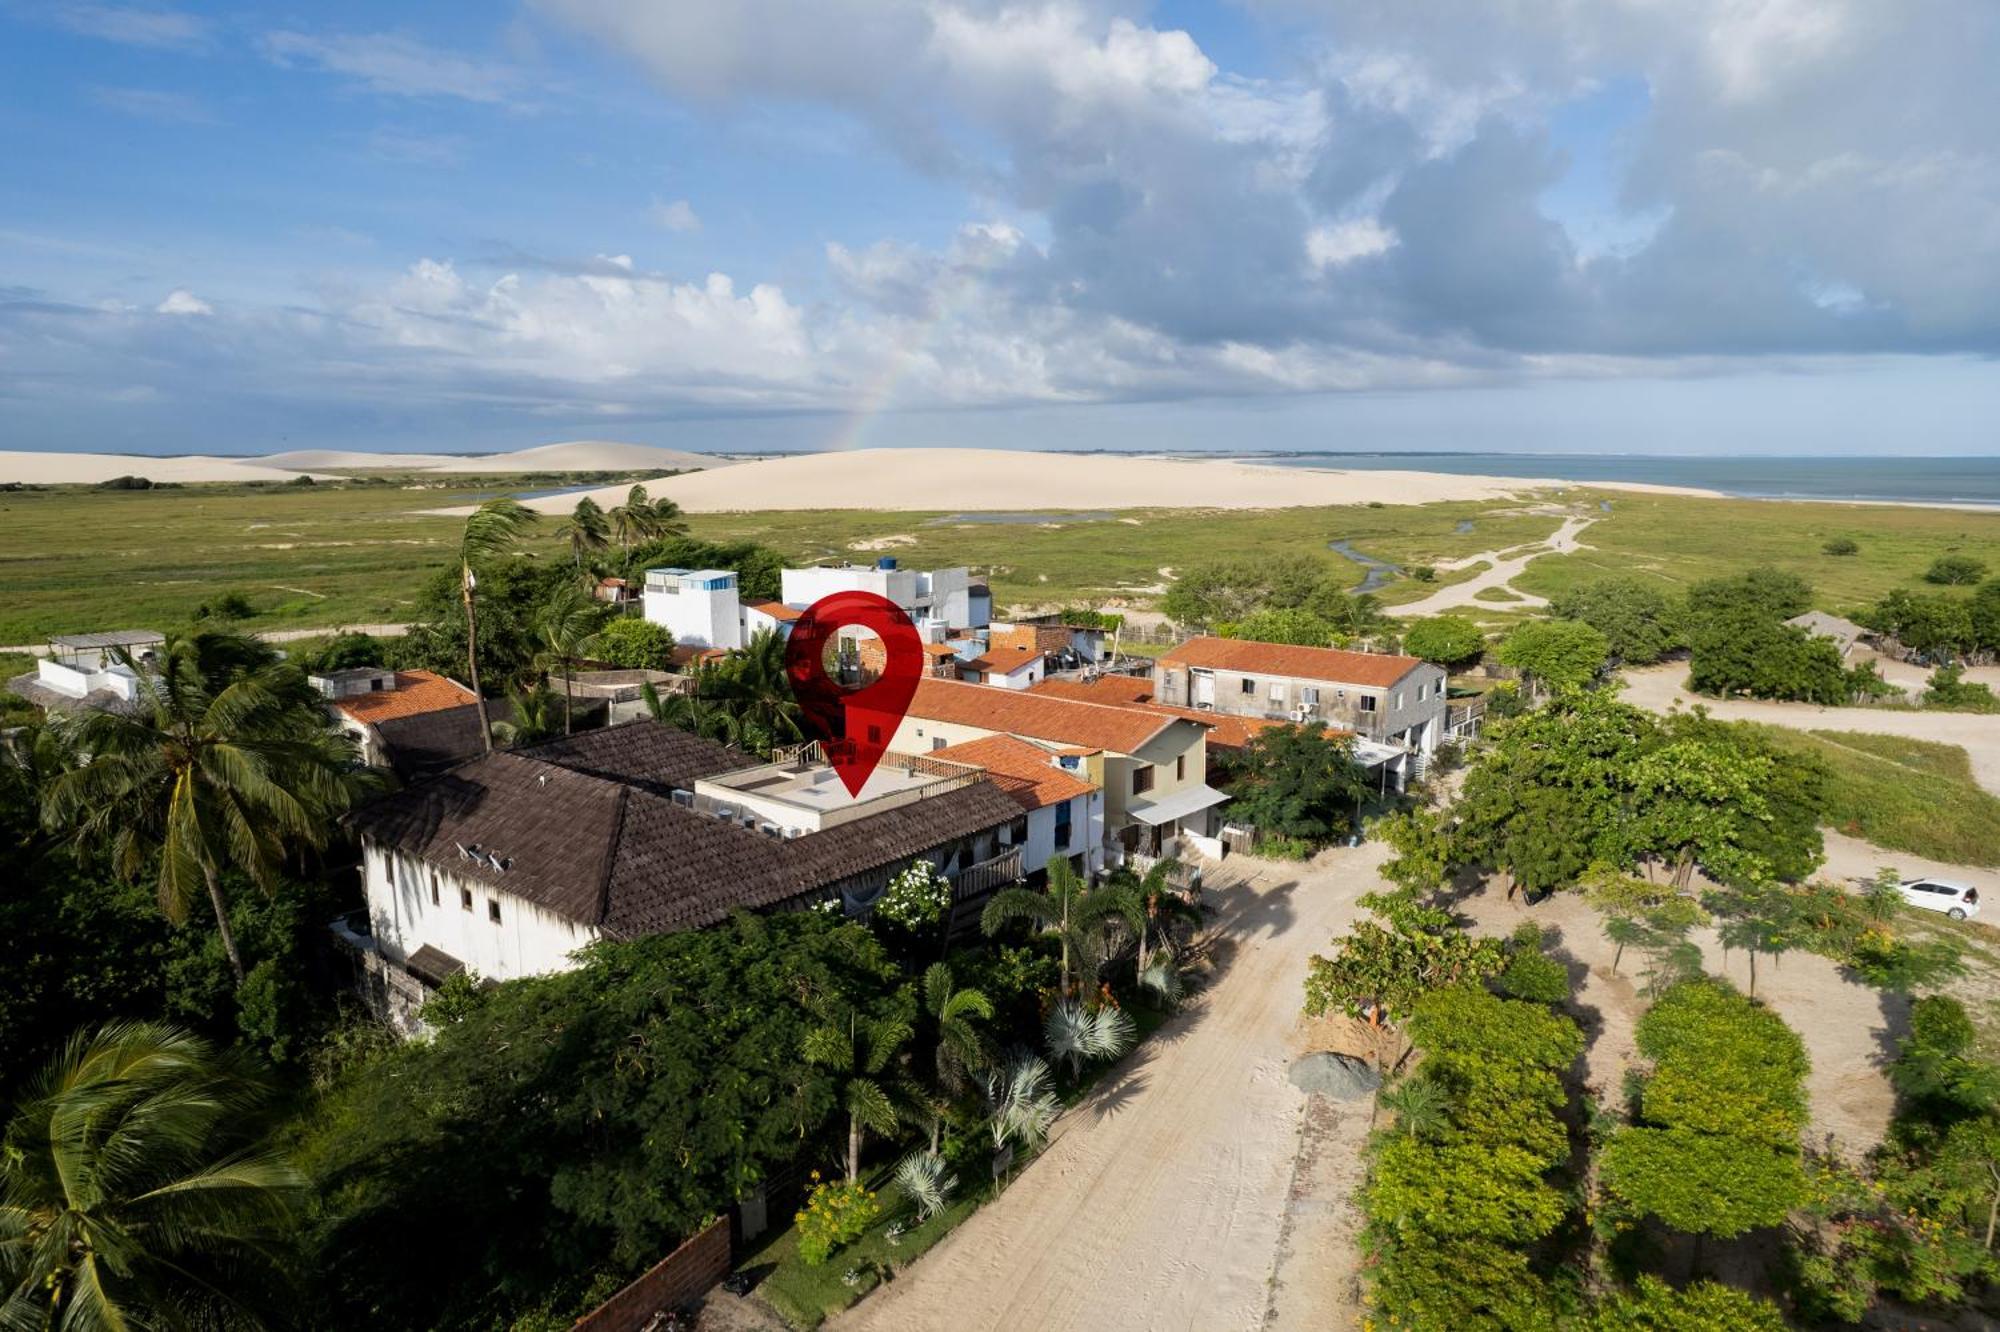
[1688,607,1857,704]
[1687,566,1814,620]
[1547,577,1685,666]
[1227,721,1370,846]
[1401,614,1486,667]
[592,616,676,669]
[1496,618,1608,694]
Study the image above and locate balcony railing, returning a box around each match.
[950,846,1024,901]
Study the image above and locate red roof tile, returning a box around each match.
[1158,637,1424,689]
[331,671,477,724]
[1027,676,1302,750]
[745,600,803,622]
[929,735,1098,810]
[909,677,1192,754]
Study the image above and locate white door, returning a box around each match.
[1192,669,1214,707]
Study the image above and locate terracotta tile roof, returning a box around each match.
[989,624,1070,656]
[667,645,729,670]
[963,645,1042,675]
[1158,637,1425,689]
[922,642,961,657]
[1027,676,1299,750]
[930,735,1099,810]
[332,670,478,724]
[745,600,804,622]
[349,720,1025,937]
[909,677,1191,754]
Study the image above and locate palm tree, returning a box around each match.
[608,484,688,552]
[1378,1075,1450,1141]
[1043,1000,1135,1079]
[533,582,608,735]
[1101,858,1202,998]
[554,496,611,571]
[709,629,804,755]
[41,634,368,983]
[982,1053,1061,1168]
[640,676,742,747]
[491,681,561,748]
[457,497,538,753]
[0,1021,303,1329]
[918,964,993,1151]
[803,1005,915,1184]
[981,858,1117,996]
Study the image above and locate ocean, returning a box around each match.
[1239,453,2000,507]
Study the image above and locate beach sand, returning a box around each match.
[0,441,727,484]
[453,447,1720,517]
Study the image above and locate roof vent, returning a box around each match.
[458,842,481,861]
[536,773,549,788]
[712,803,736,822]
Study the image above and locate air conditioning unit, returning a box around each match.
[759,822,782,838]
[1292,705,1313,722]
[670,788,693,807]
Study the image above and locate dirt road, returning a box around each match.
[1618,664,2000,797]
[1,623,413,657]
[834,849,1380,1332]
[1392,514,1595,616]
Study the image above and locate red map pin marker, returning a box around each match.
[783,590,927,797]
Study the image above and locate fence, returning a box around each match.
[570,1217,732,1332]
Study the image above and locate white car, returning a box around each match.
[1898,878,1981,921]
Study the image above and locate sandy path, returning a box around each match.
[1618,664,2000,797]
[834,847,1381,1332]
[1390,514,1595,616]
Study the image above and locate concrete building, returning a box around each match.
[780,561,990,631]
[741,600,802,641]
[312,667,482,777]
[642,567,743,650]
[6,630,163,714]
[891,677,1223,863]
[930,734,1106,878]
[957,644,1046,690]
[342,722,1025,1029]
[1153,638,1446,779]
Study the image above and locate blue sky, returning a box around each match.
[3,0,1998,456]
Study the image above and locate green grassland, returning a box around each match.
[1752,727,2000,867]
[1,477,1995,644]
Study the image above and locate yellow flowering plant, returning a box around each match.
[794,1177,881,1266]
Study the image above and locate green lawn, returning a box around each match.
[1750,727,2000,867]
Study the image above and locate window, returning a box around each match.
[430,874,439,907]
[1175,754,1186,781]
[1132,765,1155,795]
[1301,686,1320,707]
[1359,695,1378,713]
[488,899,502,924]
[1054,800,1073,850]
[1240,677,1255,695]
[460,886,473,912]
[1395,692,1405,710]
[385,855,396,888]
[1268,682,1285,701]
[931,737,947,751]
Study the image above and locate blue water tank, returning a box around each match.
[876,556,899,570]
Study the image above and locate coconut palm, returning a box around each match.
[707,629,803,754]
[917,964,993,1151]
[0,1021,304,1330]
[803,1005,916,1184]
[533,582,609,735]
[456,497,538,753]
[1043,999,1135,1078]
[1101,858,1203,999]
[553,496,611,570]
[608,484,688,551]
[981,858,1118,996]
[40,633,368,983]
[640,675,743,747]
[491,682,562,748]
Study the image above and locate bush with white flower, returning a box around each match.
[873,861,952,931]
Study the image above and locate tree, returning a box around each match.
[1972,578,2000,653]
[641,674,743,747]
[1100,857,1203,998]
[1303,892,1504,1028]
[1042,1000,1134,1078]
[1687,566,1813,620]
[1925,554,1987,586]
[533,581,609,734]
[1587,1275,1788,1330]
[916,963,992,1151]
[41,633,368,983]
[1706,883,1798,996]
[1373,806,1456,896]
[1926,663,1999,712]
[804,1002,917,1183]
[0,1022,303,1329]
[1218,606,1339,647]
[708,628,804,754]
[456,497,538,752]
[1889,995,2000,1125]
[1401,615,1486,668]
[1160,555,1329,627]
[492,681,562,748]
[1688,607,1852,704]
[1496,618,1608,695]
[1871,587,1975,656]
[608,484,686,551]
[554,496,611,570]
[592,617,675,669]
[1547,577,1685,666]
[982,858,1115,995]
[1228,721,1370,846]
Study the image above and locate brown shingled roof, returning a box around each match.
[348,720,1024,938]
[909,677,1192,754]
[1158,637,1425,689]
[930,735,1098,810]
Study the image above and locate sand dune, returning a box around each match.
[260,449,466,470]
[263,440,725,474]
[465,447,1715,517]
[0,451,330,485]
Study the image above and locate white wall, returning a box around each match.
[782,565,919,610]
[741,606,795,641]
[642,572,742,650]
[1022,790,1104,876]
[362,841,596,983]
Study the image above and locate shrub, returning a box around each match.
[1822,536,1859,556]
[1547,577,1685,666]
[1498,949,1570,1006]
[1924,664,1999,714]
[1496,619,1608,693]
[1925,555,1987,586]
[795,1176,881,1266]
[872,861,951,932]
[1409,564,1438,583]
[591,617,675,669]
[1401,615,1485,667]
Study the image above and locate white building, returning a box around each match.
[780,561,990,631]
[929,734,1105,877]
[311,667,480,773]
[343,722,1026,1030]
[957,644,1045,690]
[741,600,802,642]
[6,630,163,714]
[642,567,743,650]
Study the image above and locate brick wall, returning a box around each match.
[571,1217,731,1332]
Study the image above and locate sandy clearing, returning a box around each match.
[1389,513,1596,616]
[835,847,1381,1332]
[1818,829,2000,899]
[432,449,1715,518]
[1618,664,2000,798]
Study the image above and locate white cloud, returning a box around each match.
[649,198,701,232]
[155,289,212,316]
[48,3,209,51]
[1307,218,1397,269]
[87,85,218,124]
[261,30,524,103]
